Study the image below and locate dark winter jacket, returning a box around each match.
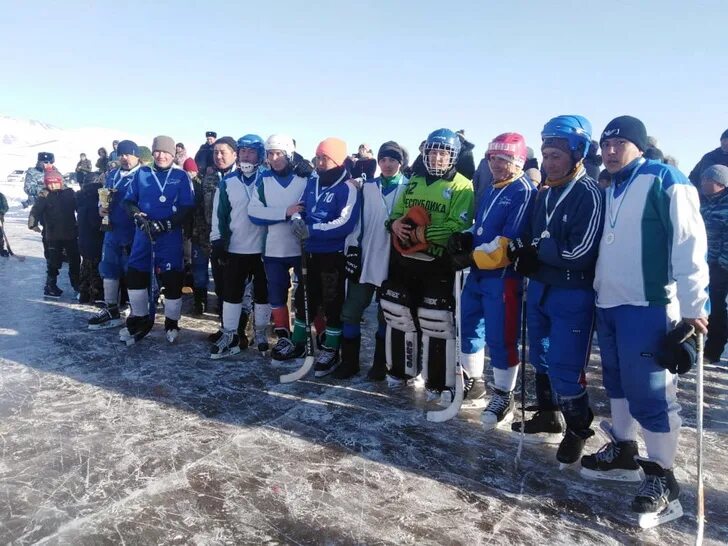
[194,142,215,174]
[76,182,104,258]
[689,148,728,191]
[524,171,604,290]
[349,157,377,180]
[584,147,602,180]
[28,188,78,241]
[701,187,728,270]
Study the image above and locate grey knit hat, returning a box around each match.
[701,165,728,187]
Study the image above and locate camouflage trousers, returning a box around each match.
[79,257,103,302]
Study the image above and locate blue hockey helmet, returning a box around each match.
[237,134,265,164]
[423,128,461,176]
[541,115,592,161]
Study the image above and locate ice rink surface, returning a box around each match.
[0,202,726,545]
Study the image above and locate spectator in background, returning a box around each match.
[0,190,8,257]
[644,146,665,162]
[689,129,728,193]
[109,140,120,161]
[23,152,56,208]
[664,155,679,167]
[700,164,728,363]
[347,143,377,180]
[175,142,188,166]
[138,146,153,166]
[584,139,602,179]
[75,153,93,186]
[524,147,541,186]
[455,130,476,180]
[597,168,610,189]
[96,147,109,173]
[194,131,217,175]
[75,171,104,304]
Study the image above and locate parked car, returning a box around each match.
[6,170,24,185]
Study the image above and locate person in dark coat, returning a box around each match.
[28,168,80,297]
[583,139,602,180]
[689,128,728,193]
[194,131,217,175]
[76,173,104,303]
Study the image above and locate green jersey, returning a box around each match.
[390,172,474,258]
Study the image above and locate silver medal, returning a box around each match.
[476,227,483,236]
[606,232,615,245]
[540,230,550,239]
[159,195,166,203]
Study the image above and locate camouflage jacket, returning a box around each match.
[23,166,46,197]
[191,172,219,252]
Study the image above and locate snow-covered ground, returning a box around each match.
[0,195,726,545]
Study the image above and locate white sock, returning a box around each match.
[254,303,271,332]
[223,301,243,332]
[103,278,120,306]
[460,349,485,378]
[642,428,680,469]
[610,398,639,442]
[164,298,182,321]
[128,289,149,317]
[493,366,519,392]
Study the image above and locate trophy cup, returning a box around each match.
[98,187,115,232]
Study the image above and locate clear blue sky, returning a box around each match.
[1,0,726,169]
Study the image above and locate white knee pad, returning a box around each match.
[128,289,149,317]
[381,298,418,377]
[164,298,182,321]
[418,306,456,387]
[254,303,271,333]
[103,278,120,306]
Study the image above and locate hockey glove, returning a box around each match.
[210,239,228,267]
[344,246,362,282]
[508,238,540,276]
[447,232,474,270]
[656,322,697,375]
[292,159,314,178]
[291,215,309,241]
[149,219,172,237]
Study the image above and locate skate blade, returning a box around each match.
[209,347,241,360]
[509,430,564,445]
[580,467,643,482]
[481,411,514,431]
[461,398,486,410]
[88,319,123,331]
[43,294,62,299]
[637,500,683,529]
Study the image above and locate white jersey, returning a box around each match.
[210,171,264,255]
[248,168,310,258]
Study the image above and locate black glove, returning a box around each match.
[447,232,474,255]
[134,213,150,234]
[507,238,540,276]
[345,246,362,282]
[149,219,172,236]
[292,159,314,178]
[210,239,228,267]
[447,232,474,270]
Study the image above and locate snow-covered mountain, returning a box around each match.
[0,114,150,180]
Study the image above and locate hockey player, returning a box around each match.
[383,129,474,393]
[208,134,271,358]
[287,137,360,376]
[196,137,238,320]
[581,116,708,527]
[448,133,535,427]
[506,116,604,465]
[28,167,81,297]
[339,141,409,380]
[23,152,55,208]
[88,141,142,329]
[248,134,312,358]
[121,136,195,344]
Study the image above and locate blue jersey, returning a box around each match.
[125,165,195,221]
[105,165,140,244]
[300,171,360,254]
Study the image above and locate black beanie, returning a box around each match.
[377,141,404,164]
[600,115,648,152]
[214,136,238,153]
[721,129,728,141]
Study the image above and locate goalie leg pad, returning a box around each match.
[418,294,455,392]
[380,282,419,379]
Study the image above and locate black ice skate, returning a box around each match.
[557,427,595,465]
[271,337,306,361]
[580,422,642,482]
[209,330,241,360]
[43,276,63,298]
[481,386,514,430]
[88,304,123,330]
[633,459,683,528]
[314,347,340,377]
[122,315,154,346]
[511,410,565,444]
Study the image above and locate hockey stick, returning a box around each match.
[427,269,465,422]
[149,234,158,323]
[695,332,705,546]
[514,278,528,470]
[280,243,315,383]
[0,219,26,262]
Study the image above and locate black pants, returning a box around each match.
[127,267,183,300]
[222,253,268,304]
[706,263,728,360]
[294,252,345,329]
[47,238,80,288]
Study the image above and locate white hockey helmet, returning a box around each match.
[264,134,295,161]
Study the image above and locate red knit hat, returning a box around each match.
[183,158,198,173]
[315,137,347,167]
[44,165,64,191]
